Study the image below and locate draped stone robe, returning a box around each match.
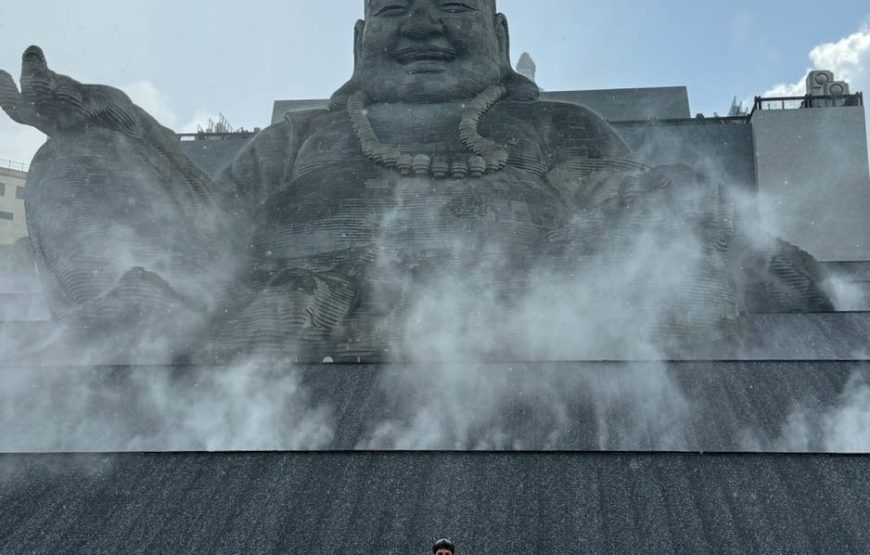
[24,99,831,362]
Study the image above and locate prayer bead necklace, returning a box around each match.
[347,84,509,179]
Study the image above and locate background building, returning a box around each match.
[752,71,870,262]
[0,160,28,245]
[0,159,48,322]
[516,52,537,83]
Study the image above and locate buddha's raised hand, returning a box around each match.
[0,45,143,138]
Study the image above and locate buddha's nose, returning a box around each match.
[401,8,444,39]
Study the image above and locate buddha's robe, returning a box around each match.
[209,100,738,359]
[23,99,830,361]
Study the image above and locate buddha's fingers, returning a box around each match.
[0,70,21,108]
[0,69,39,127]
[6,46,61,132]
[21,46,49,81]
[15,46,94,135]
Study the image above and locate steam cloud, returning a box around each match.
[0,359,334,452]
[1,62,868,453]
[741,371,870,452]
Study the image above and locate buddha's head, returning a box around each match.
[330,0,538,107]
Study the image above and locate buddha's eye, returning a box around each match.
[374,4,408,16]
[441,1,475,14]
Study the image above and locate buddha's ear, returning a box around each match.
[494,13,540,101]
[494,13,511,69]
[329,19,367,110]
[353,19,365,70]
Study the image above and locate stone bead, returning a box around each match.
[468,156,486,178]
[397,154,413,176]
[383,148,400,168]
[412,154,432,176]
[451,160,468,179]
[485,148,510,172]
[432,157,450,178]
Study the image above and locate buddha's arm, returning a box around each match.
[542,104,645,210]
[212,114,311,231]
[0,47,236,357]
[1,47,214,210]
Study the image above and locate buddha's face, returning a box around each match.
[359,0,507,103]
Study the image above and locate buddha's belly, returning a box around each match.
[256,167,568,272]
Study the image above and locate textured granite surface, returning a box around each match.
[270,87,693,126]
[613,118,755,190]
[1,451,868,554]
[179,137,252,178]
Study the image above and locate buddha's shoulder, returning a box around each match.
[492,100,611,130]
[490,100,629,158]
[256,108,339,140]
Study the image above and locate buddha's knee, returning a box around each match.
[26,128,217,312]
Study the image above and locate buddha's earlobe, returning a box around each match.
[328,19,367,110]
[494,13,511,69]
[353,19,366,72]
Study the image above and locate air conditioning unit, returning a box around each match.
[826,81,850,96]
[806,70,834,96]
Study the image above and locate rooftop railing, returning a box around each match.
[177,131,257,141]
[752,92,864,113]
[0,159,29,173]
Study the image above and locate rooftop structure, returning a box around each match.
[516,52,537,83]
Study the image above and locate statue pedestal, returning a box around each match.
[3,450,868,553]
[1,356,868,453]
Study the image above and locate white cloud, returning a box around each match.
[764,25,870,167]
[179,109,222,134]
[120,80,179,129]
[765,26,870,99]
[121,80,218,133]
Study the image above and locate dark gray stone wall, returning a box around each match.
[752,106,870,261]
[270,99,329,125]
[542,87,691,121]
[179,137,254,179]
[271,88,692,129]
[2,451,869,554]
[613,119,755,189]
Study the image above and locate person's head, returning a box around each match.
[432,538,456,555]
[330,0,538,108]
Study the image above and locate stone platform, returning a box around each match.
[3,314,869,552]
[2,451,869,554]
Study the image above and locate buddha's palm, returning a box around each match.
[0,46,212,203]
[0,46,145,138]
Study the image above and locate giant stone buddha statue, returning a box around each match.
[0,0,832,363]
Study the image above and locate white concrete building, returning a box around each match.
[0,161,28,245]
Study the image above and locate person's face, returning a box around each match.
[435,550,454,555]
[359,0,505,103]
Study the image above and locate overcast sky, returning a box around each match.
[1,0,869,165]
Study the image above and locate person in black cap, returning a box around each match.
[433,538,456,555]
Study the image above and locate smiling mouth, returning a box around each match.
[394,48,456,65]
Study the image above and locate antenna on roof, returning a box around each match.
[728,96,748,117]
[197,113,238,134]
